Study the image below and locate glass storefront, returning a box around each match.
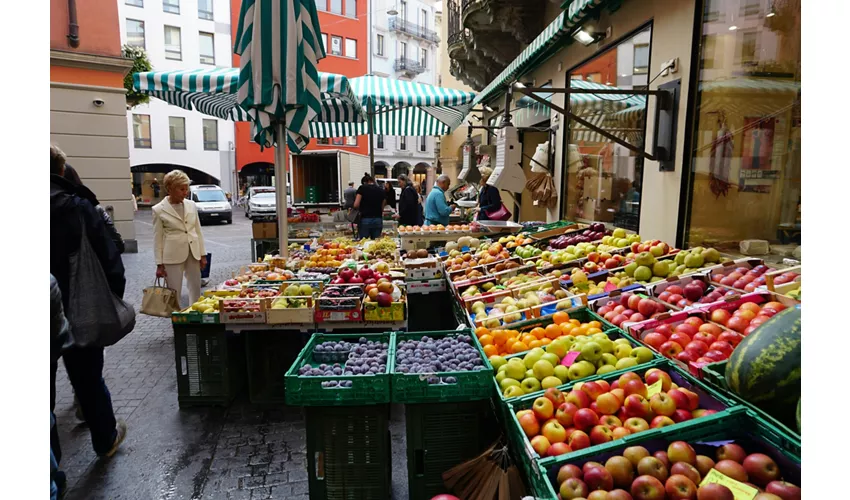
[563,26,652,232]
[684,0,801,252]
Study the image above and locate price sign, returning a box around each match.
[461,246,470,252]
[560,351,580,366]
[329,312,347,321]
[700,469,758,500]
[645,379,663,397]
[202,315,216,324]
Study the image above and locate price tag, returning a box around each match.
[304,244,311,251]
[645,379,663,397]
[461,246,470,252]
[439,251,448,257]
[700,469,758,500]
[202,315,216,324]
[603,282,618,293]
[560,351,580,366]
[329,312,347,321]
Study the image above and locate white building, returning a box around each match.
[369,0,440,188]
[119,0,236,204]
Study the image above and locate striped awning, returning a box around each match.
[132,67,365,138]
[349,75,476,136]
[471,0,607,107]
[698,77,800,121]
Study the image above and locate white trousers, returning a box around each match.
[164,256,202,308]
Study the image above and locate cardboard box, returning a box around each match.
[407,279,447,294]
[314,308,362,322]
[264,296,314,325]
[363,301,406,322]
[252,222,278,239]
[406,267,443,280]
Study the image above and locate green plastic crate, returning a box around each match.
[173,324,246,407]
[390,330,492,403]
[306,405,391,500]
[405,401,498,500]
[285,332,394,406]
[537,406,801,500]
[246,330,309,405]
[701,360,801,441]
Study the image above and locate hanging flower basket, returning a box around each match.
[123,45,153,109]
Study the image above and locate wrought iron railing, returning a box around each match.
[388,16,440,43]
[447,0,463,46]
[394,58,425,74]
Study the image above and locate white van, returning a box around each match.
[190,185,232,225]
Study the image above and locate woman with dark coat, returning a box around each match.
[396,174,420,226]
[384,181,397,210]
[64,164,126,254]
[476,167,503,221]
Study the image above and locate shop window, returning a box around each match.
[563,26,652,232]
[741,0,761,17]
[169,117,186,150]
[316,138,331,145]
[332,137,344,146]
[703,0,722,23]
[701,34,722,70]
[133,114,151,148]
[684,0,801,254]
[399,136,407,150]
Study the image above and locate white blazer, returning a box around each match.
[152,198,206,265]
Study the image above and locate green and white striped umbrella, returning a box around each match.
[349,75,476,136]
[132,67,365,137]
[234,0,326,153]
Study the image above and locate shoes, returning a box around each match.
[99,420,127,458]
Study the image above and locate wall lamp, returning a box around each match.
[572,27,607,46]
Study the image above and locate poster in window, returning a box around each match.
[739,117,777,193]
[331,37,341,55]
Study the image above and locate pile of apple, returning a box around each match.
[596,228,643,251]
[330,266,392,285]
[616,254,676,285]
[597,292,670,328]
[770,270,800,287]
[710,264,776,292]
[538,242,600,267]
[553,440,800,500]
[584,252,628,273]
[517,368,717,460]
[494,336,656,398]
[549,223,610,249]
[708,300,788,336]
[637,316,742,366]
[655,281,737,309]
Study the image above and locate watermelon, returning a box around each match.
[796,397,801,432]
[726,306,801,428]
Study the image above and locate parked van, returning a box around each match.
[190,185,232,225]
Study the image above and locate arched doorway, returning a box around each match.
[374,161,390,178]
[239,162,275,194]
[131,163,219,205]
[391,161,411,179]
[413,162,431,194]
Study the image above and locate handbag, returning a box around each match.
[485,203,512,221]
[345,208,361,224]
[141,278,181,318]
[66,214,136,347]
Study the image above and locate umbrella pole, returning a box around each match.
[368,100,375,177]
[275,124,289,259]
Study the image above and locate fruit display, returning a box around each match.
[498,233,534,249]
[492,331,654,399]
[237,287,280,299]
[596,292,671,328]
[448,258,523,282]
[595,228,643,251]
[443,236,483,253]
[297,337,389,387]
[269,296,310,309]
[630,312,742,367]
[405,248,431,259]
[706,297,789,336]
[475,311,605,358]
[287,212,320,223]
[513,365,723,460]
[304,243,354,269]
[514,244,544,260]
[784,286,800,301]
[394,334,488,384]
[317,285,364,310]
[363,237,398,260]
[221,298,263,312]
[363,281,403,307]
[670,246,725,272]
[710,263,777,292]
[468,290,558,328]
[726,307,801,430]
[610,251,679,285]
[330,266,393,285]
[549,438,800,500]
[549,223,610,249]
[398,224,473,234]
[187,296,221,314]
[651,277,737,309]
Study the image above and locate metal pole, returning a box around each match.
[369,100,376,177]
[275,125,289,258]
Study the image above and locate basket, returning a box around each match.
[306,405,391,500]
[391,330,492,403]
[284,332,394,406]
[245,330,308,405]
[405,401,498,500]
[538,406,800,500]
[173,325,246,407]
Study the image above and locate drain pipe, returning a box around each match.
[67,0,80,48]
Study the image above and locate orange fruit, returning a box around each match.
[493,330,508,346]
[528,340,543,349]
[588,321,602,330]
[569,319,581,327]
[574,325,589,336]
[545,324,562,340]
[587,327,602,335]
[531,327,547,340]
[475,326,490,338]
[478,334,494,346]
[510,341,529,354]
[521,334,537,346]
[540,338,552,345]
[483,344,498,357]
[553,311,570,325]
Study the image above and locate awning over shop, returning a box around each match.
[698,76,800,120]
[471,0,608,107]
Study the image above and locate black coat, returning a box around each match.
[65,164,125,253]
[397,185,420,226]
[50,175,126,308]
[477,185,502,221]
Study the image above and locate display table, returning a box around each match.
[400,231,486,252]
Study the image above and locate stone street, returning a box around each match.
[54,208,411,500]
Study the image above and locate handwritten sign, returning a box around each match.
[700,469,758,500]
[645,380,663,397]
[560,351,581,367]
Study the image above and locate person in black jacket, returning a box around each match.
[50,275,71,498]
[383,181,397,210]
[475,167,503,221]
[50,145,127,459]
[396,174,420,226]
[64,164,125,254]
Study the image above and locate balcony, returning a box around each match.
[388,16,440,44]
[394,58,426,76]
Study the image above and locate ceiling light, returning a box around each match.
[621,74,627,77]
[729,25,738,31]
[513,81,526,89]
[387,7,398,15]
[483,105,494,112]
[572,28,603,46]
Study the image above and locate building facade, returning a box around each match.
[51,0,138,251]
[120,0,236,204]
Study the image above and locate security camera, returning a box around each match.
[93,98,105,107]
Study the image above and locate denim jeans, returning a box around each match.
[358,217,383,239]
[62,346,118,455]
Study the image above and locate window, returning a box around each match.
[399,136,407,150]
[399,41,407,59]
[345,38,356,58]
[701,34,721,69]
[169,117,186,149]
[586,73,602,82]
[330,36,342,55]
[420,48,427,68]
[330,0,342,15]
[126,19,145,48]
[400,0,407,21]
[419,136,426,152]
[163,0,179,14]
[198,0,213,20]
[316,0,326,11]
[346,136,357,146]
[633,43,649,74]
[420,8,427,28]
[570,74,584,80]
[741,0,760,16]
[164,26,182,60]
[376,34,384,56]
[332,137,344,146]
[321,33,328,51]
[202,119,218,150]
[126,0,143,7]
[739,31,758,65]
[345,0,356,17]
[316,138,331,145]
[199,32,215,64]
[133,115,151,148]
[194,189,228,202]
[703,0,721,22]
[377,134,384,149]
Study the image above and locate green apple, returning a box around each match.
[568,360,596,380]
[495,371,507,384]
[616,357,639,370]
[579,342,603,363]
[612,228,627,239]
[596,338,615,354]
[596,365,617,375]
[614,343,633,359]
[554,365,570,383]
[631,346,655,364]
[634,266,653,282]
[701,247,721,263]
[635,252,655,267]
[653,261,669,277]
[523,351,544,369]
[503,385,525,398]
[541,376,562,389]
[675,251,688,266]
[649,245,665,257]
[684,252,705,268]
[505,359,526,380]
[521,377,541,393]
[490,355,507,370]
[499,378,520,391]
[598,353,618,367]
[613,338,632,346]
[533,360,555,380]
[526,369,536,379]
[624,262,638,277]
[540,353,560,367]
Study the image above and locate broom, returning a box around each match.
[442,439,527,500]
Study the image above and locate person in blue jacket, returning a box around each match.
[424,175,456,226]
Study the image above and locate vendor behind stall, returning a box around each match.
[396,174,420,226]
[424,175,456,226]
[475,167,502,221]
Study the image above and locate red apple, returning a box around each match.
[714,460,748,482]
[709,341,734,357]
[753,493,783,500]
[530,435,550,456]
[583,462,605,476]
[588,490,609,500]
[624,446,651,468]
[693,332,717,345]
[544,387,565,406]
[638,298,658,317]
[532,396,555,421]
[557,463,583,483]
[704,350,728,362]
[710,309,732,325]
[567,389,591,409]
[668,294,684,304]
[644,369,673,391]
[568,430,591,451]
[650,415,676,428]
[655,324,673,338]
[542,420,568,444]
[631,475,666,500]
[699,323,723,337]
[694,455,715,478]
[628,294,643,311]
[660,341,684,358]
[685,340,709,358]
[643,332,668,351]
[670,332,693,349]
[671,462,701,485]
[518,412,540,437]
[600,415,623,429]
[556,402,579,427]
[612,426,631,439]
[654,451,671,470]
[667,441,697,465]
[765,481,801,500]
[696,483,734,500]
[560,477,589,500]
[624,417,650,434]
[650,393,677,417]
[606,456,636,489]
[669,388,699,411]
[743,453,781,487]
[665,475,698,499]
[547,441,572,457]
[584,464,614,491]
[608,489,635,500]
[726,316,749,333]
[589,425,614,445]
[581,381,606,401]
[611,388,626,405]
[676,350,698,364]
[672,409,693,423]
[573,408,600,431]
[624,379,649,398]
[624,395,652,420]
[692,409,717,419]
[637,457,669,482]
[718,331,743,346]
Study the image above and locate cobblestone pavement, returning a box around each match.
[55,209,412,500]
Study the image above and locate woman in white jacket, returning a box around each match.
[153,170,207,307]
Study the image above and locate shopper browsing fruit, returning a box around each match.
[396,174,420,226]
[353,174,386,239]
[153,170,208,307]
[424,175,456,226]
[475,167,502,221]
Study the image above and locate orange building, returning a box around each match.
[50,0,137,250]
[231,0,370,187]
